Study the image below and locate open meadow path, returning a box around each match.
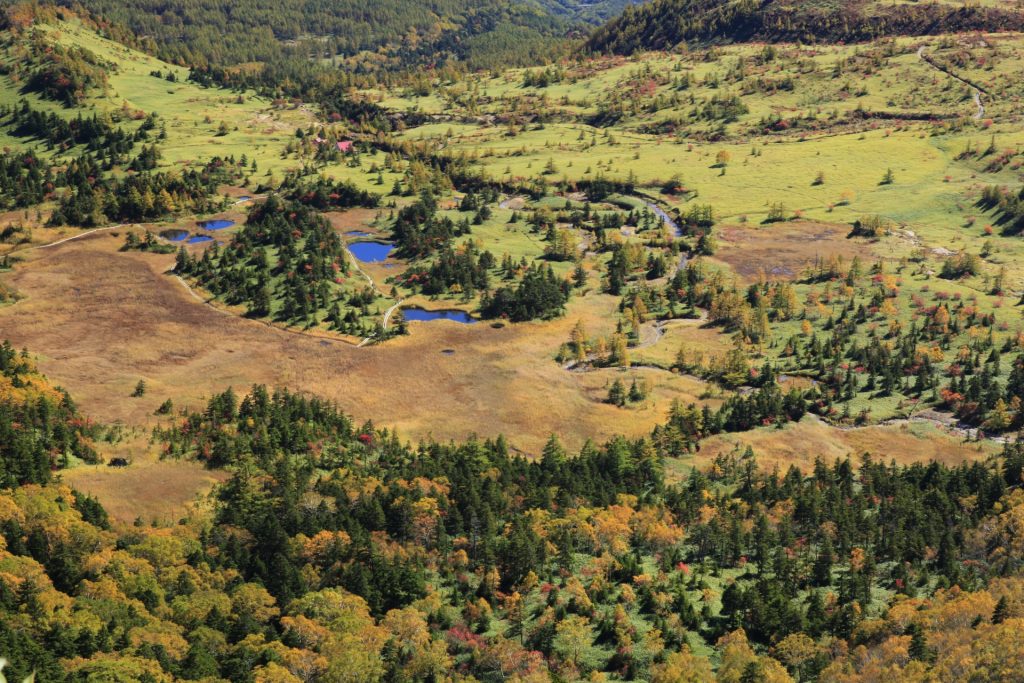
[917,45,986,120]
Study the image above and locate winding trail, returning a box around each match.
[342,245,404,347]
[382,301,403,328]
[169,273,367,346]
[8,223,394,349]
[5,224,125,257]
[3,193,404,347]
[174,275,207,303]
[917,45,986,120]
[806,411,1008,444]
[6,194,261,259]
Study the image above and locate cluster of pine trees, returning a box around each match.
[0,100,152,210]
[48,155,240,226]
[174,195,389,336]
[2,100,142,157]
[390,192,468,259]
[978,183,1024,236]
[609,250,1024,432]
[481,262,570,321]
[0,340,99,488]
[0,149,50,210]
[282,175,381,212]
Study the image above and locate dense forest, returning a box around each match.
[1,354,1023,681]
[0,0,575,73]
[586,0,1024,55]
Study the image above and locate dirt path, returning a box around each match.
[917,45,986,120]
[174,275,207,303]
[342,246,404,346]
[807,409,1008,444]
[169,272,362,346]
[175,252,398,350]
[5,224,126,257]
[5,193,259,258]
[382,301,404,328]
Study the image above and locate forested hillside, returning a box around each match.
[1,0,574,72]
[5,0,1024,679]
[0,340,101,487]
[587,0,1024,54]
[538,0,639,22]
[1,353,1024,681]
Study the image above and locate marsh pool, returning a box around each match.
[402,307,475,324]
[349,241,394,263]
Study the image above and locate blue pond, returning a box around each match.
[160,229,189,242]
[348,241,394,263]
[188,235,215,244]
[346,230,371,237]
[402,307,475,324]
[200,219,235,231]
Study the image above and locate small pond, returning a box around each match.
[187,235,215,244]
[402,307,475,324]
[345,230,371,237]
[160,229,189,242]
[200,219,235,231]
[349,241,394,263]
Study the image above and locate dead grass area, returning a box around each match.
[0,208,49,232]
[60,432,228,525]
[710,220,874,283]
[1,224,103,257]
[217,185,254,200]
[63,460,227,525]
[573,365,722,416]
[691,415,996,475]
[0,232,715,460]
[325,209,386,232]
[633,319,734,368]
